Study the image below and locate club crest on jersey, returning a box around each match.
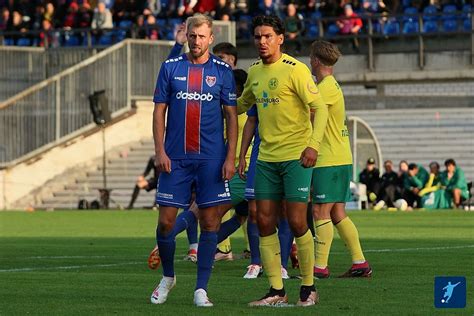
[206,76,217,87]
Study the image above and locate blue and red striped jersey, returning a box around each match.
[153,53,237,160]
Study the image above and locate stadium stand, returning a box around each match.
[346,108,474,181]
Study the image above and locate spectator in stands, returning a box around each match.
[0,7,10,31]
[112,0,142,24]
[440,158,469,208]
[336,4,362,50]
[145,14,159,40]
[63,2,80,29]
[284,3,304,54]
[31,4,45,31]
[373,160,400,210]
[39,18,58,47]
[6,11,28,44]
[77,2,93,29]
[127,155,158,209]
[214,0,232,21]
[177,0,195,18]
[359,157,381,204]
[403,163,429,208]
[136,14,146,38]
[362,0,387,14]
[194,0,217,15]
[92,2,113,41]
[92,2,113,29]
[259,0,281,18]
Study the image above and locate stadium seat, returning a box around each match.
[327,23,340,36]
[383,20,400,35]
[402,0,412,9]
[461,4,472,19]
[423,5,439,22]
[463,18,472,31]
[403,7,419,22]
[305,10,321,38]
[17,38,31,46]
[64,35,80,46]
[98,33,113,45]
[119,20,133,29]
[440,4,458,31]
[402,20,419,33]
[423,20,439,32]
[4,38,14,45]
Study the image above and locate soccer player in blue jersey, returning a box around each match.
[150,14,238,307]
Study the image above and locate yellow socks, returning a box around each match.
[314,220,334,269]
[335,217,365,263]
[295,229,315,286]
[217,211,232,253]
[260,233,283,290]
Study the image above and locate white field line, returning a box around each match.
[2,245,473,272]
[0,261,142,272]
[331,244,474,254]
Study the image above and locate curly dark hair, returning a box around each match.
[252,15,285,35]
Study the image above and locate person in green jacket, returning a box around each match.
[440,159,469,208]
[403,163,429,208]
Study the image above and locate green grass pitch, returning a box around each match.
[1,210,473,315]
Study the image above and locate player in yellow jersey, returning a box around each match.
[309,40,372,279]
[238,15,329,307]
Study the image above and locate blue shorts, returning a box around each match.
[245,153,257,200]
[156,159,231,209]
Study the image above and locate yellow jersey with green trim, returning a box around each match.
[238,54,326,162]
[315,75,352,167]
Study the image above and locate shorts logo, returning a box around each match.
[297,187,309,192]
[176,91,213,101]
[316,194,326,199]
[268,77,278,90]
[229,93,237,101]
[157,192,174,199]
[206,76,216,87]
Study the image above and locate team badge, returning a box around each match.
[206,76,216,87]
[268,77,279,90]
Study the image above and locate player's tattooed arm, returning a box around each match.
[238,116,256,180]
[153,103,171,173]
[223,105,238,180]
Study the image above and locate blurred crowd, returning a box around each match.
[359,157,471,210]
[0,0,471,47]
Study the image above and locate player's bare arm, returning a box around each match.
[238,115,256,179]
[153,103,171,173]
[222,105,238,180]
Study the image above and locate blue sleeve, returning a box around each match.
[247,104,257,117]
[220,68,237,106]
[153,64,171,104]
[167,43,184,59]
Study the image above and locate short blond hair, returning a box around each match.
[187,14,213,33]
[310,40,341,66]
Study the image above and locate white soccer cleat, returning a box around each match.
[243,264,262,279]
[150,276,176,304]
[194,288,214,307]
[281,266,290,279]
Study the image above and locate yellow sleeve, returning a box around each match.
[237,70,256,114]
[290,64,328,151]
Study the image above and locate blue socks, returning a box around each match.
[217,216,241,243]
[278,219,293,270]
[171,208,197,240]
[247,221,261,265]
[196,231,217,291]
[156,226,176,277]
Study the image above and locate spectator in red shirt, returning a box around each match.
[336,4,362,50]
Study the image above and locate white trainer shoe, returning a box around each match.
[150,276,176,304]
[194,288,213,307]
[281,266,290,279]
[243,264,262,279]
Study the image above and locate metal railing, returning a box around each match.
[0,39,175,167]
